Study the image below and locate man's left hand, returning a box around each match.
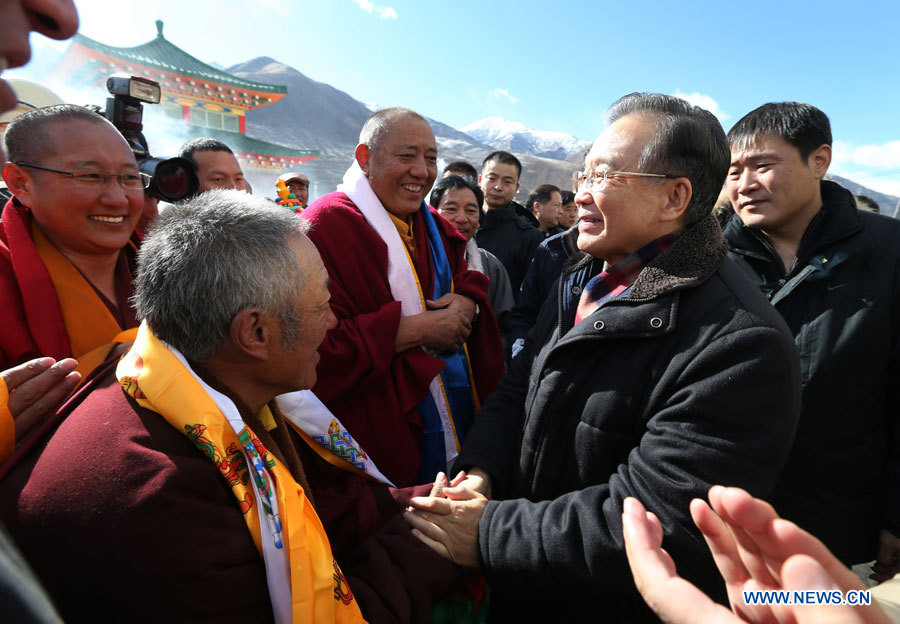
[427,293,477,322]
[404,483,487,568]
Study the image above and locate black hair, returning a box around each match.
[482,150,522,179]
[430,174,484,208]
[728,102,832,161]
[606,92,730,225]
[177,137,234,168]
[442,161,478,183]
[526,183,560,209]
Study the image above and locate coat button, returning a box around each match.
[572,286,582,295]
[593,320,604,330]
[650,317,663,328]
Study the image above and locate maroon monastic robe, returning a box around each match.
[303,192,505,487]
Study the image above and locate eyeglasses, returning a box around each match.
[16,162,151,190]
[574,166,678,192]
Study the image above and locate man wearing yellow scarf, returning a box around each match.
[0,190,460,622]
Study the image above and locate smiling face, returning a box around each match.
[726,133,828,240]
[437,186,481,241]
[0,0,79,119]
[10,118,142,258]
[575,114,675,264]
[274,235,337,392]
[358,117,438,217]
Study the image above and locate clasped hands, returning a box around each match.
[403,467,491,568]
[395,293,477,354]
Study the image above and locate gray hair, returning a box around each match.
[606,93,730,225]
[133,189,311,362]
[359,107,429,154]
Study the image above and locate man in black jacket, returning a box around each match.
[406,93,802,622]
[475,151,544,299]
[723,101,900,575]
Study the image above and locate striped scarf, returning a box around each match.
[574,232,679,325]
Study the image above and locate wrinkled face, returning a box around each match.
[0,0,79,121]
[479,160,519,209]
[437,186,480,241]
[575,115,670,264]
[560,201,578,228]
[286,178,309,206]
[274,235,337,392]
[194,150,249,193]
[726,134,824,236]
[360,118,437,217]
[534,190,563,229]
[12,119,142,257]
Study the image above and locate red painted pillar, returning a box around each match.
[239,114,246,133]
[182,105,191,123]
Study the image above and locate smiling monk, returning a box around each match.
[1,105,143,378]
[302,108,504,488]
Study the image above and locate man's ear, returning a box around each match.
[809,144,832,179]
[660,178,692,224]
[229,308,271,362]
[355,143,371,176]
[532,201,541,216]
[2,162,34,206]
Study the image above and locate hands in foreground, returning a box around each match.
[622,486,891,624]
[404,468,492,568]
[2,357,80,444]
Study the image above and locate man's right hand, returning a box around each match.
[2,358,80,444]
[395,309,472,353]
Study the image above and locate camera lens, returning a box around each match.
[140,156,199,202]
[156,161,191,197]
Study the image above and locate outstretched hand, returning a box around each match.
[623,487,891,624]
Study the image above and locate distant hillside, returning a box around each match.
[828,174,899,216]
[229,57,899,215]
[229,57,576,201]
[462,117,590,160]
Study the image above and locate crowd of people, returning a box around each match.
[1,1,900,623]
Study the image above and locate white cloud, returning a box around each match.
[671,90,730,122]
[352,0,397,19]
[830,138,900,197]
[491,88,519,105]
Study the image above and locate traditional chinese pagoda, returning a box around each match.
[47,20,318,172]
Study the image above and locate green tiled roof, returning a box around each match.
[182,127,319,158]
[72,23,286,95]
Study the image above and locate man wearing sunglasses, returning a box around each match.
[406,93,802,622]
[1,105,143,398]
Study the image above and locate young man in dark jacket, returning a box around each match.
[406,93,802,622]
[475,151,544,299]
[723,101,900,574]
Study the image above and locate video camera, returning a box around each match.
[99,74,198,202]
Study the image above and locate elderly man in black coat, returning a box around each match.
[406,93,802,623]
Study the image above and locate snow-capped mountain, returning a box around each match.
[461,117,590,161]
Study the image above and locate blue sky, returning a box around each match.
[11,0,900,197]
